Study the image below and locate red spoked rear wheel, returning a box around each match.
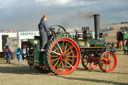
[99,52,117,72]
[46,37,80,75]
[82,55,97,70]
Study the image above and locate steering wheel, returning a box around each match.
[49,25,69,34]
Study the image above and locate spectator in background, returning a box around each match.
[106,41,109,51]
[126,40,128,50]
[120,41,123,48]
[117,41,119,49]
[3,43,12,64]
[111,41,114,48]
[110,46,116,53]
[109,41,112,48]
[16,46,23,65]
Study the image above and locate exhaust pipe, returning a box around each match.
[94,14,100,40]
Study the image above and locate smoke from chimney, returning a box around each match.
[77,10,94,19]
[60,10,95,27]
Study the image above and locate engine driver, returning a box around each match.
[38,14,50,51]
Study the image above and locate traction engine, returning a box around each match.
[22,14,117,75]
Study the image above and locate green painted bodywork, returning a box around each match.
[59,33,72,39]
[75,39,105,47]
[22,39,46,65]
[124,33,128,40]
[120,26,128,40]
[87,32,93,39]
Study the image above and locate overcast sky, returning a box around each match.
[0,0,128,31]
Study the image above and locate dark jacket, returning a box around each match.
[4,45,12,54]
[126,41,128,46]
[38,19,49,32]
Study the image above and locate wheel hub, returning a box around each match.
[61,54,67,59]
[107,60,110,64]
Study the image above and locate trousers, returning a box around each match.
[39,30,47,49]
[17,55,22,63]
[5,52,11,62]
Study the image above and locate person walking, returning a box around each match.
[3,43,12,64]
[38,14,51,51]
[16,46,23,65]
[111,41,114,48]
[117,41,119,49]
[126,40,128,54]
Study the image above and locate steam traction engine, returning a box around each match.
[22,14,117,75]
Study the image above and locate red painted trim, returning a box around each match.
[80,47,106,49]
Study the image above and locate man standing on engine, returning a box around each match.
[38,14,50,51]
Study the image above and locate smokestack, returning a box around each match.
[94,14,100,39]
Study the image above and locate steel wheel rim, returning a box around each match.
[100,52,117,72]
[82,55,97,70]
[49,38,80,75]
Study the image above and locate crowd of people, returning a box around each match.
[3,43,23,65]
[106,40,128,48]
[106,41,115,53]
[106,40,128,53]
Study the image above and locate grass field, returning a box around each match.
[0,51,128,85]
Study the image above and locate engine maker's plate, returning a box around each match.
[78,41,85,46]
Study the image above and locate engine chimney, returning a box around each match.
[94,14,100,40]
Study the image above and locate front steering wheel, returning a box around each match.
[49,25,69,34]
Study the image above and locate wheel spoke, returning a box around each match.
[51,57,60,62]
[50,55,58,57]
[67,58,74,63]
[100,61,105,64]
[64,61,67,71]
[65,42,67,52]
[66,45,73,53]
[62,41,65,52]
[102,64,106,69]
[54,45,59,53]
[102,58,107,61]
[111,61,114,63]
[66,61,73,68]
[57,60,62,70]
[109,54,111,58]
[109,63,113,67]
[66,51,74,55]
[89,62,92,68]
[109,56,113,60]
[67,56,77,58]
[62,61,64,72]
[109,64,111,70]
[54,60,59,67]
[105,64,107,70]
[104,54,106,58]
[51,51,61,55]
[84,61,87,63]
[57,42,62,52]
[86,62,89,66]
